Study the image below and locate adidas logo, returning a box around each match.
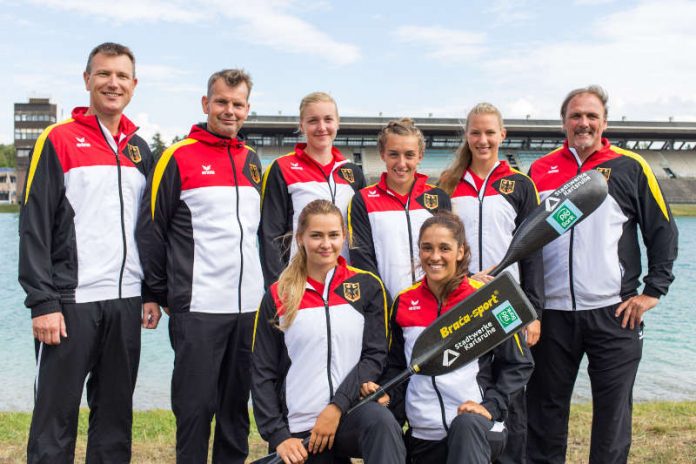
[290,162,303,170]
[367,189,379,198]
[201,164,216,175]
[548,165,559,174]
[75,136,91,148]
[408,299,421,311]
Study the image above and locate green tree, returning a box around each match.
[0,144,16,167]
[150,132,167,162]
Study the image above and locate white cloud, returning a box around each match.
[394,26,486,61]
[212,0,361,66]
[131,112,179,145]
[30,0,205,22]
[485,0,532,23]
[30,0,360,66]
[482,0,696,120]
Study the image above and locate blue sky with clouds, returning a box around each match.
[2,0,695,144]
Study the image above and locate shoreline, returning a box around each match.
[2,402,695,462]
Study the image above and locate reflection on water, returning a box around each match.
[1,213,695,410]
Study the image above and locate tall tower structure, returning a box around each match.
[14,97,57,202]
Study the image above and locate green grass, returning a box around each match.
[0,204,19,213]
[1,402,695,463]
[670,203,696,216]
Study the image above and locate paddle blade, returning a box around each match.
[410,272,536,377]
[491,169,608,276]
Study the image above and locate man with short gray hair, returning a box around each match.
[526,85,678,463]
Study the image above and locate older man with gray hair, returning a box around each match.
[525,85,678,463]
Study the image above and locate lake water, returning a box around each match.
[1,213,695,410]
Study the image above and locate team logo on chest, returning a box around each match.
[341,167,355,183]
[127,144,142,164]
[597,167,611,181]
[343,282,361,303]
[249,163,261,183]
[423,193,439,210]
[499,179,515,194]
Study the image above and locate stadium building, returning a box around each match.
[244,115,696,203]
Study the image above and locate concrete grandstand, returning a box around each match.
[243,115,696,203]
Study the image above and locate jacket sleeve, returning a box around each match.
[332,274,389,413]
[480,333,534,422]
[636,169,678,298]
[517,178,545,316]
[136,149,181,307]
[18,134,64,318]
[353,165,367,191]
[379,295,408,424]
[251,291,292,450]
[259,161,293,288]
[347,193,379,276]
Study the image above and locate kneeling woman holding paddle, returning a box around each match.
[383,212,533,464]
[251,199,406,464]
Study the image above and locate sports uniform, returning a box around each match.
[526,138,678,463]
[450,160,544,463]
[137,124,265,463]
[258,143,365,287]
[348,172,450,300]
[387,277,533,464]
[251,257,405,463]
[19,107,153,463]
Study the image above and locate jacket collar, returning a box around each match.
[188,123,246,148]
[71,107,138,151]
[376,171,430,198]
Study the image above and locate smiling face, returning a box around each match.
[300,100,339,155]
[466,112,506,173]
[563,92,607,160]
[83,52,137,120]
[201,79,250,138]
[298,212,345,277]
[419,224,465,292]
[380,133,423,194]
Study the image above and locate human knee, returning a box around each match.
[450,412,486,436]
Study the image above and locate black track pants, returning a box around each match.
[409,413,507,464]
[27,297,142,464]
[290,401,406,464]
[169,311,254,464]
[526,306,643,464]
[495,388,527,464]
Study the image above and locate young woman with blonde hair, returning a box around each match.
[252,199,405,464]
[259,92,365,288]
[439,103,544,463]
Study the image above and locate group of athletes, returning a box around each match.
[19,42,678,464]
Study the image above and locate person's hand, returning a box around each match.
[471,266,495,284]
[309,403,342,454]
[32,312,67,345]
[525,320,541,347]
[615,294,658,329]
[360,381,390,406]
[142,302,162,329]
[276,437,308,464]
[457,400,492,421]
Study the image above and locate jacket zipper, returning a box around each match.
[475,165,498,272]
[432,299,448,431]
[228,144,245,313]
[320,270,338,399]
[385,181,419,284]
[569,164,583,310]
[98,126,132,299]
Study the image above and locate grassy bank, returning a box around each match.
[1,402,694,463]
[670,203,696,216]
[0,204,19,213]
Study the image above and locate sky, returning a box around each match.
[2,0,696,145]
